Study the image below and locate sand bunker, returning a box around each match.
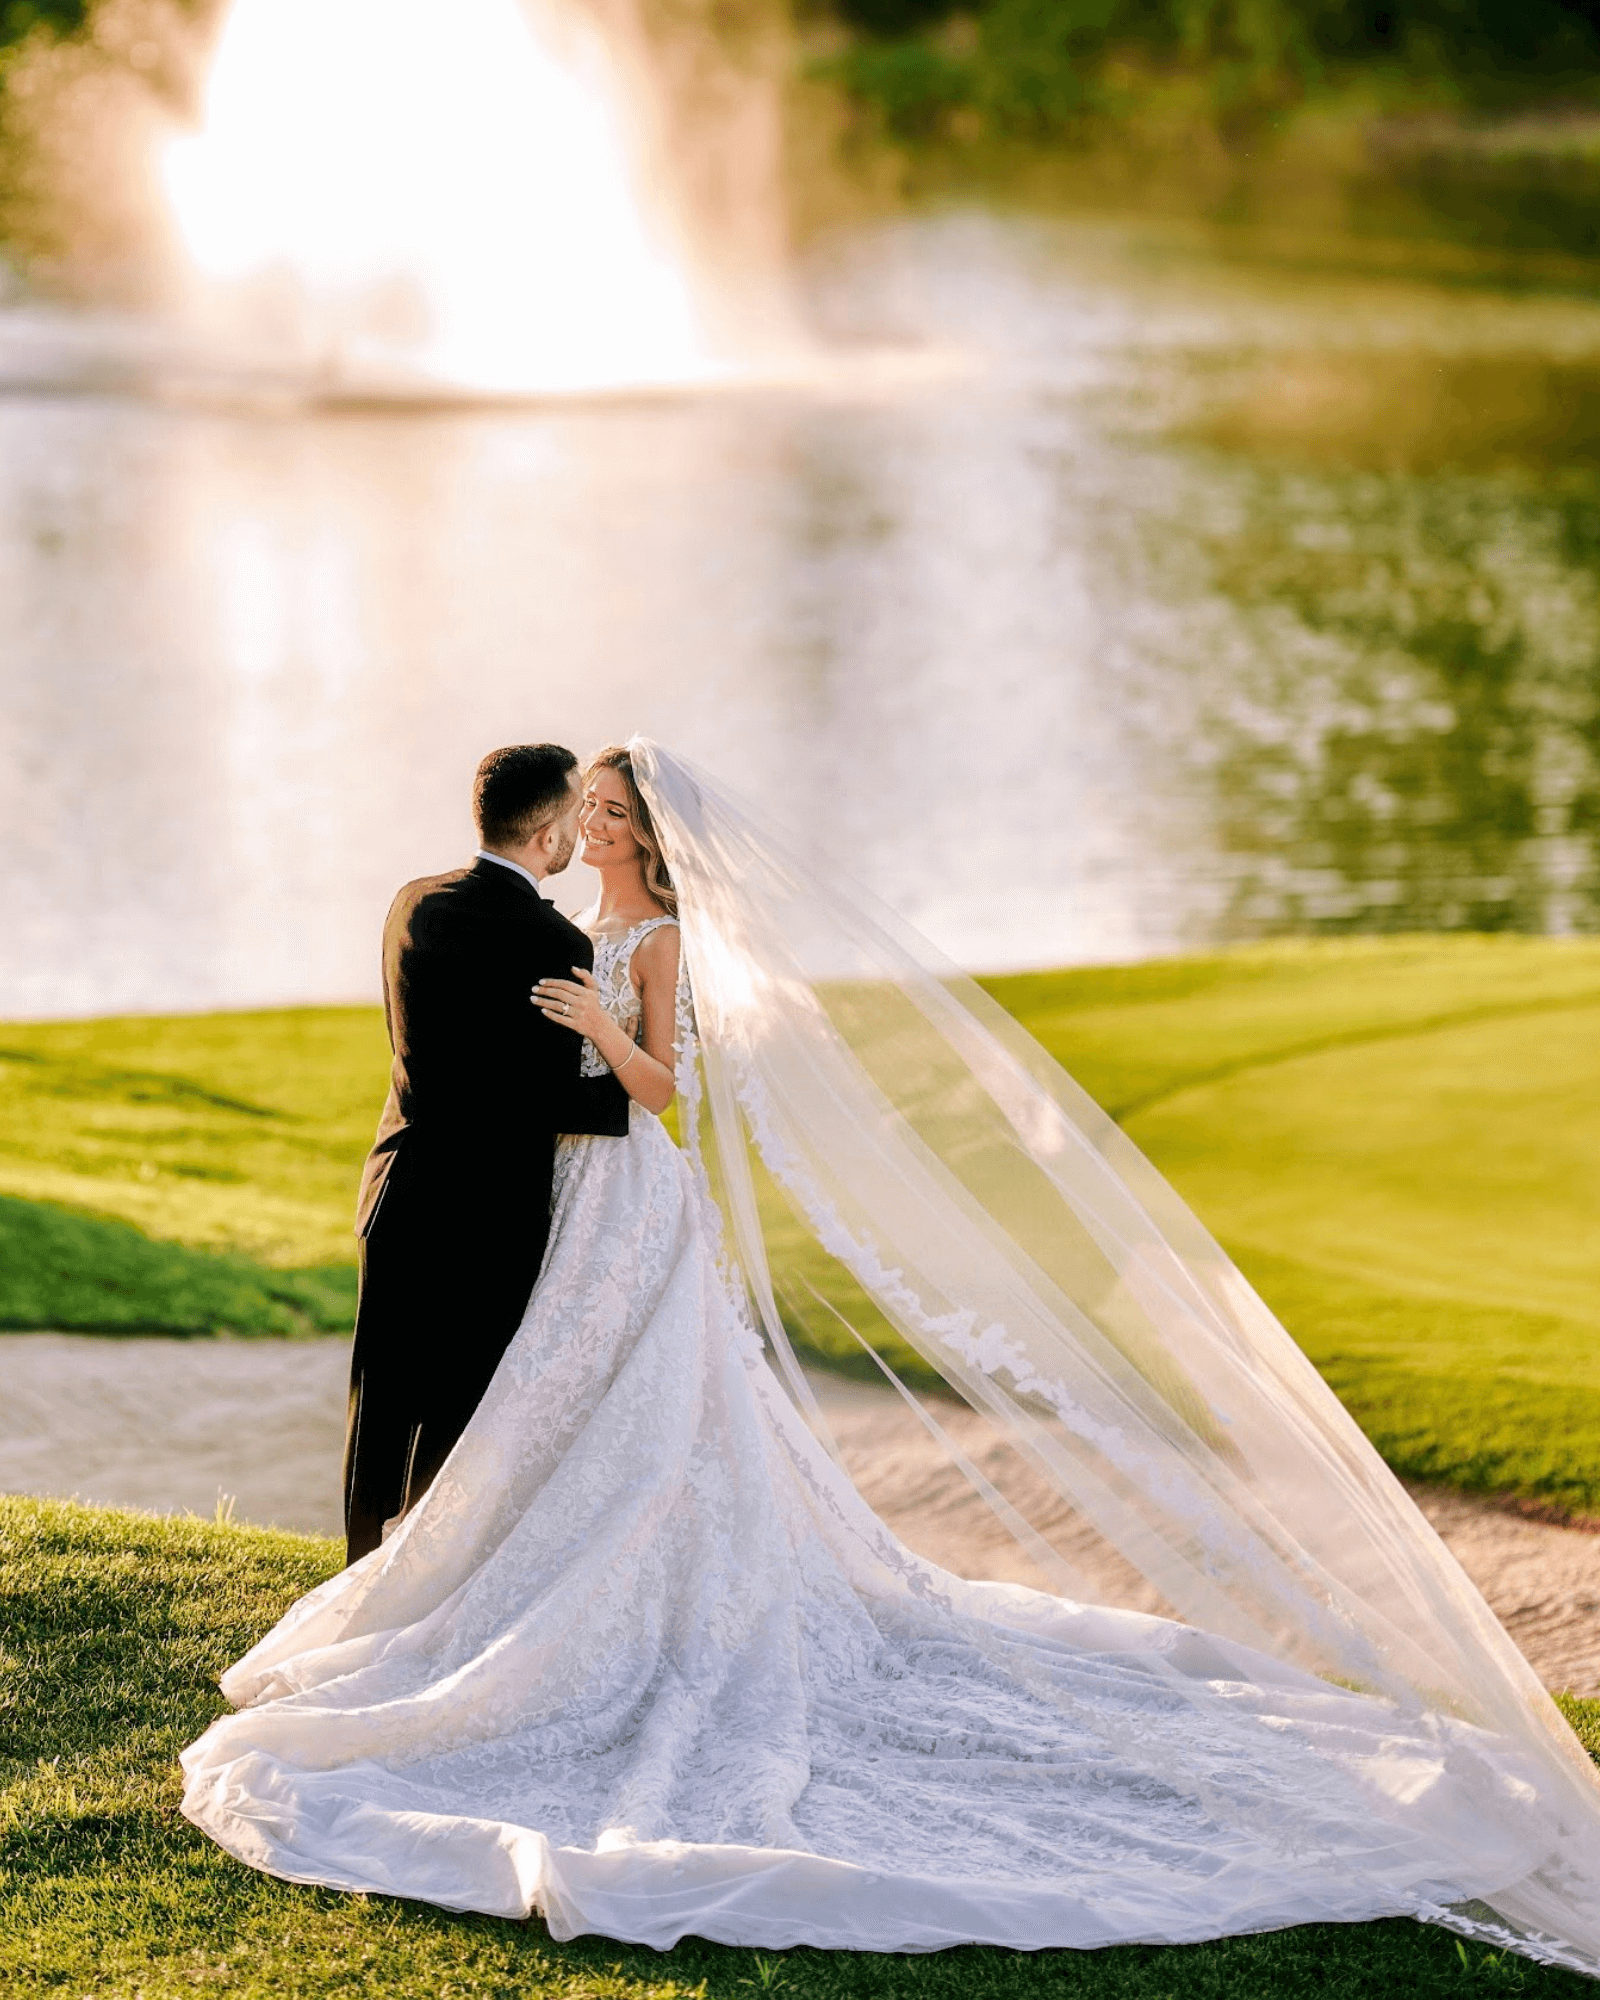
[4,1334,1596,1695]
[817,1376,1600,1700]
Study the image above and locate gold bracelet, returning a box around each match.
[612,1041,638,1074]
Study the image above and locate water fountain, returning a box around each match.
[164,0,715,396]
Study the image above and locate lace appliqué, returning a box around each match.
[578,915,678,1080]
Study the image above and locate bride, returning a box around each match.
[181,740,1600,1971]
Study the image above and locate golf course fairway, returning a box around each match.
[3,933,1598,1512]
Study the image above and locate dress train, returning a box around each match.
[180,1090,1542,1952]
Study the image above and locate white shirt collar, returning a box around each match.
[475,848,543,897]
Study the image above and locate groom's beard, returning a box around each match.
[545,828,578,876]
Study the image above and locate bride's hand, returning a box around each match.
[532,967,607,1039]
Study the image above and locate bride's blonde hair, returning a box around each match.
[584,745,678,918]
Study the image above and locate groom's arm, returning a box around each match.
[518,923,630,1137]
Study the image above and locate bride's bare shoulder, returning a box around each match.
[631,918,680,983]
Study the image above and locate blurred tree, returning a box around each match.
[975,0,1122,141]
[821,0,1600,151]
[0,0,219,299]
[821,37,974,137]
[1,2,91,47]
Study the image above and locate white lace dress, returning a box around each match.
[179,919,1533,1953]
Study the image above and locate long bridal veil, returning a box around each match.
[630,735,1600,1976]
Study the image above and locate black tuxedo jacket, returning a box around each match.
[355,858,629,1240]
[343,858,628,1560]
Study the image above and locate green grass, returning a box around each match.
[2,1492,1596,2000]
[5,936,1600,1509]
[0,1006,390,1269]
[0,1007,387,1337]
[0,1194,355,1335]
[984,935,1600,1517]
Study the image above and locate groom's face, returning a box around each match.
[543,772,583,876]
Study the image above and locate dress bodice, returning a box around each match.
[579,914,678,1078]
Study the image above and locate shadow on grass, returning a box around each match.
[0,1193,356,1336]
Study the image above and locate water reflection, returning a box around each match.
[4,215,1600,1016]
[1152,353,1600,935]
[1187,351,1600,474]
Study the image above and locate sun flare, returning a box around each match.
[164,0,710,393]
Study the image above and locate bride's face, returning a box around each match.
[580,767,644,870]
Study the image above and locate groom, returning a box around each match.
[343,744,630,1564]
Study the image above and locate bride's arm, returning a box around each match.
[623,926,680,1115]
[533,926,680,1116]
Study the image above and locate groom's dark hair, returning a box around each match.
[473,744,579,849]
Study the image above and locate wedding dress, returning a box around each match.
[181,744,1600,1970]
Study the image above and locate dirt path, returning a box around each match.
[5,1335,1597,1694]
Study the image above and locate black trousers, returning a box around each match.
[342,1151,553,1564]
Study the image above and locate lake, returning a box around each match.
[5,210,1600,1017]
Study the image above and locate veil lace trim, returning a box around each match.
[632,733,1600,1978]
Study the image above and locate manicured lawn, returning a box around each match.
[2,1494,1596,2000]
[4,934,1600,1508]
[0,1006,385,1334]
[0,1194,355,1335]
[0,1006,389,1269]
[988,935,1600,1517]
